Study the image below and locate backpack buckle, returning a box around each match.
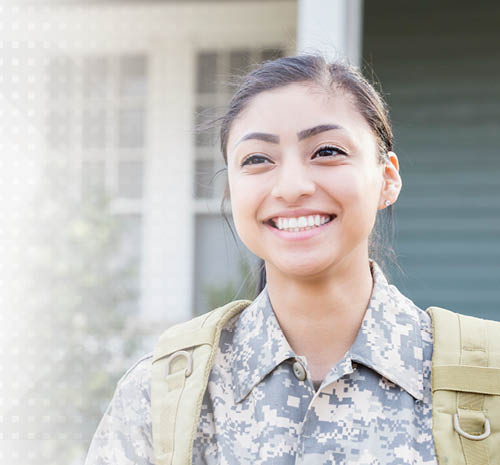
[165,350,193,378]
[453,413,491,441]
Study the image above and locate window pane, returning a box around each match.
[83,56,108,100]
[194,159,215,198]
[115,214,142,264]
[82,106,106,149]
[195,105,216,147]
[114,214,142,313]
[46,56,74,99]
[118,160,143,199]
[229,50,251,75]
[119,55,147,98]
[196,52,217,93]
[81,160,105,197]
[46,107,72,150]
[118,108,145,148]
[193,214,258,315]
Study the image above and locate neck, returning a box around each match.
[265,253,374,379]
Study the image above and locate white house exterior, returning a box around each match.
[1,2,498,463]
[8,0,363,333]
[3,0,497,337]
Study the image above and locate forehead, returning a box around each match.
[227,83,374,151]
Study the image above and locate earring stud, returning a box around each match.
[384,200,391,207]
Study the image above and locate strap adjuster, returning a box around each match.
[454,413,491,441]
[165,350,193,377]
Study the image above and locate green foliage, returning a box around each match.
[23,168,143,463]
[204,255,257,310]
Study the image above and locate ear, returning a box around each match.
[378,151,402,210]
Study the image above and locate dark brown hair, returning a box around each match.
[215,54,396,296]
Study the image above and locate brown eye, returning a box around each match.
[241,154,272,166]
[313,145,347,158]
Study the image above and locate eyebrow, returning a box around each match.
[297,124,343,140]
[235,124,344,148]
[236,132,280,146]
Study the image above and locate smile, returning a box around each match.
[267,214,336,232]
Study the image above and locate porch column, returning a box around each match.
[296,0,364,66]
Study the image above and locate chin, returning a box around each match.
[269,257,336,280]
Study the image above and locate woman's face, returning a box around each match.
[226,83,400,280]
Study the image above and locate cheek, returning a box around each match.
[324,168,382,212]
[322,169,364,202]
[228,178,256,233]
[230,196,263,258]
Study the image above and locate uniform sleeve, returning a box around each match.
[84,355,155,465]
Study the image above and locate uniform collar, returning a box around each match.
[231,261,426,403]
[347,261,425,400]
[232,287,296,403]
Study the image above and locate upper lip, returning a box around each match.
[263,209,336,222]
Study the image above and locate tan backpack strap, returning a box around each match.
[151,299,251,465]
[428,306,500,465]
[433,365,500,395]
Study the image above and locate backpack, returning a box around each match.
[151,301,500,465]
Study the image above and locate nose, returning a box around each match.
[270,155,315,203]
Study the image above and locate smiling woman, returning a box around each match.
[84,55,499,465]
[226,83,400,290]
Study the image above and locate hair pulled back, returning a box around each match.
[217,54,397,295]
[220,55,393,164]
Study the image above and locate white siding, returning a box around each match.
[15,1,297,328]
[363,0,500,320]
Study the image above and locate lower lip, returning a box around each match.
[264,218,335,241]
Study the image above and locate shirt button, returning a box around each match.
[292,360,306,381]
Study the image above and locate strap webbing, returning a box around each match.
[152,299,252,465]
[432,365,500,395]
[457,313,490,465]
[157,367,189,464]
[153,326,217,362]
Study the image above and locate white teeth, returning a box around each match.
[271,214,333,231]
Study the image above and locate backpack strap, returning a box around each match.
[151,299,251,465]
[427,306,500,465]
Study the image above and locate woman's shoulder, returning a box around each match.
[128,307,246,385]
[115,352,153,400]
[386,282,433,336]
[84,353,155,465]
[152,302,252,364]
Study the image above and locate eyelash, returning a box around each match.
[241,154,271,166]
[312,145,347,159]
[241,145,347,166]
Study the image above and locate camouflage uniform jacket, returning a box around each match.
[85,262,437,464]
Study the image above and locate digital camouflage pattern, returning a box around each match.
[85,262,437,465]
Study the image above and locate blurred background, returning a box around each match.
[0,0,498,463]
